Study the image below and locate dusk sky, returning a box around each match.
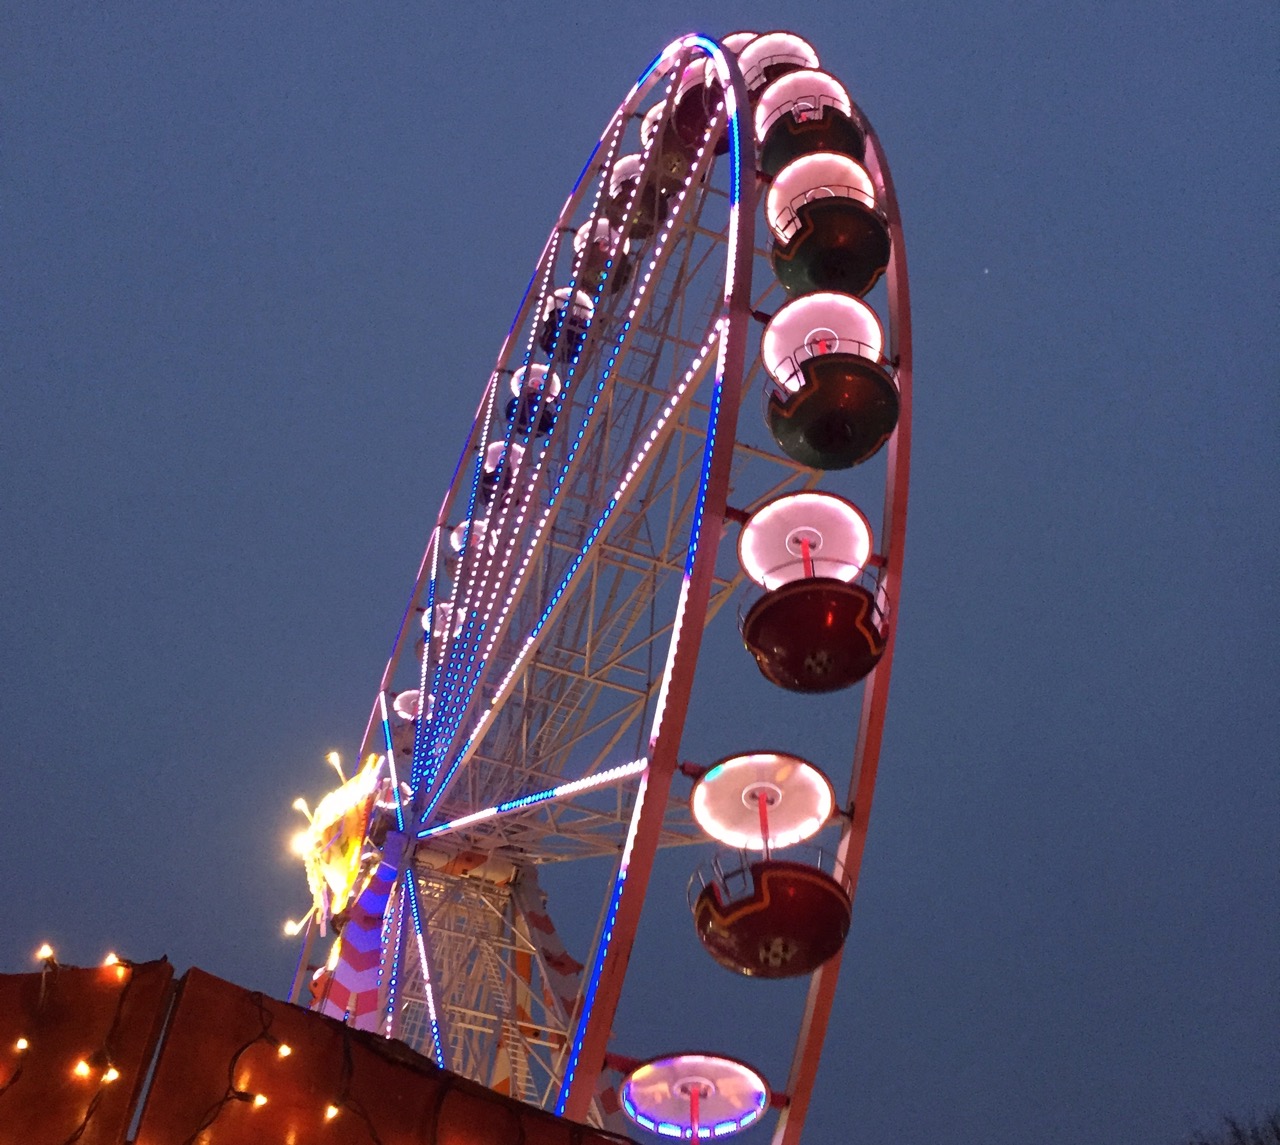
[2,3,1276,1143]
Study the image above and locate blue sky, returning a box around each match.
[2,3,1276,1142]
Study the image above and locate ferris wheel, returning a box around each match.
[288,29,911,1145]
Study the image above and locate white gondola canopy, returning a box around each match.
[573,218,626,261]
[393,689,434,722]
[509,364,562,401]
[608,153,644,199]
[620,1053,770,1140]
[720,30,761,55]
[766,152,877,244]
[738,490,873,589]
[761,292,885,394]
[755,68,853,142]
[540,287,594,326]
[483,440,525,475]
[423,600,465,639]
[688,30,760,90]
[640,102,668,149]
[448,517,488,554]
[692,751,835,851]
[738,32,819,93]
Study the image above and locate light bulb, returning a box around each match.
[276,1043,292,1058]
[15,1038,29,1052]
[325,1104,340,1121]
[289,830,310,857]
[103,952,119,967]
[284,919,302,937]
[73,1060,91,1078]
[252,1093,268,1108]
[103,1066,120,1083]
[35,943,54,961]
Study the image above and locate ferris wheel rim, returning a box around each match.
[765,106,913,1145]
[309,30,911,1145]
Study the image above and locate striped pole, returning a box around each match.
[318,832,406,1028]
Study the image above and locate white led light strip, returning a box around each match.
[416,757,648,840]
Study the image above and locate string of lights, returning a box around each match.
[0,945,145,1144]
[178,989,283,1144]
[5,949,655,1142]
[61,952,137,1144]
[164,977,398,1141]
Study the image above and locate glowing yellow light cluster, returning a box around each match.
[99,951,129,981]
[291,753,382,923]
[212,1035,350,1123]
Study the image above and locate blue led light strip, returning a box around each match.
[411,561,439,791]
[555,769,649,1116]
[691,34,743,206]
[403,868,447,1067]
[377,691,407,834]
[417,114,633,817]
[401,122,629,1062]
[416,232,553,794]
[419,105,626,795]
[423,302,722,827]
[380,876,406,1037]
